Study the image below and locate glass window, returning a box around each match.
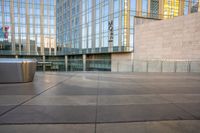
[103,35,108,47]
[114,0,119,13]
[96,0,100,5]
[130,0,136,11]
[184,1,189,15]
[95,34,99,48]
[150,0,159,18]
[114,17,118,30]
[142,0,148,17]
[113,34,118,46]
[103,4,109,16]
[4,2,10,13]
[96,8,99,20]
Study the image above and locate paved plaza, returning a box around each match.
[0,72,200,133]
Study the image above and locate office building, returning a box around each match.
[0,0,199,71]
[0,0,56,55]
[56,0,199,71]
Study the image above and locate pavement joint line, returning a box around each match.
[156,91,199,120]
[145,79,200,120]
[144,82,200,120]
[94,72,100,133]
[157,95,199,120]
[129,76,199,120]
[0,74,77,118]
[0,119,199,125]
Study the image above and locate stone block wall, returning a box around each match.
[134,12,200,61]
[111,53,133,72]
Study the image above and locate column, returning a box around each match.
[159,0,164,19]
[109,0,114,52]
[147,0,151,17]
[188,0,192,14]
[118,0,122,51]
[54,0,57,55]
[136,0,142,16]
[69,0,72,52]
[17,0,21,54]
[40,0,44,55]
[124,0,130,51]
[10,0,15,54]
[179,0,185,16]
[199,0,200,12]
[85,0,88,53]
[79,0,82,53]
[1,0,5,33]
[32,0,37,54]
[91,0,96,53]
[47,4,51,55]
[65,55,68,71]
[99,1,102,52]
[83,54,86,71]
[26,0,30,54]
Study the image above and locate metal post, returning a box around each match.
[43,55,45,71]
[117,60,119,72]
[188,61,191,72]
[131,53,134,72]
[174,61,177,73]
[65,55,68,72]
[83,54,86,71]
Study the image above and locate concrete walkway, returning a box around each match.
[0,72,200,133]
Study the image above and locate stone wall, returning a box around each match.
[134,12,200,61]
[111,53,133,72]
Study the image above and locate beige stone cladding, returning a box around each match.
[111,53,133,72]
[134,12,200,61]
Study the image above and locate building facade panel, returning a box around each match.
[56,0,199,55]
[134,12,200,60]
[0,0,56,55]
[0,0,199,67]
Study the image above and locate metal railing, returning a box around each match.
[38,59,200,72]
[0,56,200,72]
[111,59,200,72]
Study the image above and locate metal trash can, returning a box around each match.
[0,58,37,83]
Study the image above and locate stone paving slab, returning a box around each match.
[98,95,169,105]
[0,73,70,95]
[0,124,95,133]
[0,72,200,133]
[159,94,200,103]
[25,96,96,106]
[96,104,193,123]
[0,106,15,115]
[42,85,98,95]
[99,94,200,105]
[175,103,200,119]
[0,105,96,124]
[99,87,155,95]
[96,120,200,133]
[0,120,199,133]
[0,95,33,106]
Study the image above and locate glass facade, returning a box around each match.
[0,0,56,55]
[56,0,199,55]
[57,0,136,55]
[164,0,199,18]
[0,0,199,57]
